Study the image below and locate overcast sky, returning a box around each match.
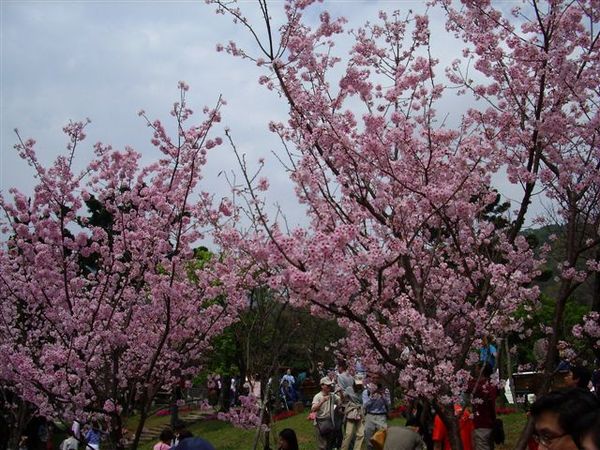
[1,0,543,230]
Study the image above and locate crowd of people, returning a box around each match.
[15,352,600,450]
[17,420,104,450]
[299,356,600,450]
[307,359,400,450]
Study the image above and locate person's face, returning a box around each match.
[278,437,289,450]
[580,432,599,450]
[322,383,331,393]
[287,369,291,375]
[564,371,579,388]
[534,411,578,450]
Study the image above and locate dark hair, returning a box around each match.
[159,428,174,443]
[178,430,193,441]
[279,428,299,450]
[531,389,600,434]
[570,365,592,389]
[572,409,600,448]
[406,417,420,428]
[337,360,347,370]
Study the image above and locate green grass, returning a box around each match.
[136,412,527,450]
[137,413,316,450]
[496,412,528,450]
[124,412,175,433]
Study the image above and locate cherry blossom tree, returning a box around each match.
[0,84,250,449]
[206,1,543,447]
[207,0,599,447]
[440,1,599,445]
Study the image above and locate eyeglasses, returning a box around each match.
[532,432,568,447]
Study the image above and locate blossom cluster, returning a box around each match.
[0,85,253,446]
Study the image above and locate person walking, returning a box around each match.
[341,377,365,450]
[281,368,295,387]
[229,377,238,407]
[471,364,498,450]
[363,379,391,450]
[312,377,342,450]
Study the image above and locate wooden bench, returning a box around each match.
[512,371,569,397]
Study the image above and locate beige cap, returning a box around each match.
[320,377,333,386]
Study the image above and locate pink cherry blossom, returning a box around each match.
[0,84,252,449]
[208,1,599,448]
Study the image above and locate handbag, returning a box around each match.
[492,418,505,444]
[345,404,362,421]
[316,417,335,436]
[370,428,387,450]
[316,395,337,436]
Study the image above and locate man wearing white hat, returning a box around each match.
[312,376,342,450]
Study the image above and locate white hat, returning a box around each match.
[320,377,333,386]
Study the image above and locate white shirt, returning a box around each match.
[60,437,79,450]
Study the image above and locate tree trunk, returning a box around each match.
[109,413,125,450]
[504,337,516,406]
[593,252,600,361]
[131,404,150,450]
[170,390,179,428]
[515,202,579,450]
[437,403,463,450]
[222,376,232,412]
[514,288,567,450]
[514,280,572,450]
[6,396,30,450]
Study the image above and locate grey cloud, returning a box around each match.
[1,1,541,233]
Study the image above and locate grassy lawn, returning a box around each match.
[136,411,527,450]
[138,413,316,450]
[124,411,175,433]
[496,412,528,450]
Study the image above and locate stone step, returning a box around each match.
[125,409,217,448]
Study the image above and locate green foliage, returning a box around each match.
[513,293,589,367]
[200,287,344,384]
[187,246,212,281]
[508,224,598,369]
